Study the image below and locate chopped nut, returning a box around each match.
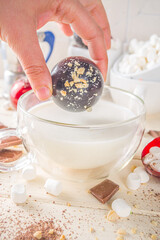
[117,229,126,235]
[48,229,54,234]
[33,231,42,239]
[116,236,124,240]
[131,165,137,172]
[90,227,95,233]
[77,67,85,75]
[60,235,65,240]
[151,234,157,240]
[68,62,72,67]
[60,90,66,97]
[127,191,132,195]
[133,204,139,209]
[151,220,158,226]
[131,228,137,234]
[67,202,71,206]
[106,210,119,222]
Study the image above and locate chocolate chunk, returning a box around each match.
[148,130,160,138]
[0,122,7,130]
[0,149,23,163]
[90,179,119,204]
[0,136,22,150]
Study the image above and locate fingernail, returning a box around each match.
[35,86,52,100]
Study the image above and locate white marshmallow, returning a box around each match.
[149,146,160,159]
[22,165,36,180]
[44,178,62,196]
[11,184,27,204]
[112,199,131,218]
[126,172,141,190]
[147,48,157,62]
[136,57,146,68]
[150,160,160,172]
[134,166,150,183]
[128,38,138,54]
[149,34,159,46]
[143,153,155,164]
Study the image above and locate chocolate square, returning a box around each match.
[90,179,119,204]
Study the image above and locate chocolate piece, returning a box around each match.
[148,130,160,138]
[0,136,22,150]
[90,179,119,204]
[0,122,7,130]
[0,149,23,163]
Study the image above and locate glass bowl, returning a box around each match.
[0,86,145,181]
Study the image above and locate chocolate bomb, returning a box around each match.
[51,56,104,112]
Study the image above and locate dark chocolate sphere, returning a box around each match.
[73,32,88,49]
[51,56,104,112]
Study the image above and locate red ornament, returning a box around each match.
[10,78,32,109]
[141,137,160,177]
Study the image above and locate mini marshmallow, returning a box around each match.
[11,184,27,204]
[143,153,155,164]
[149,147,160,159]
[44,178,62,196]
[150,160,160,172]
[146,48,157,62]
[126,172,141,190]
[22,165,36,180]
[112,198,131,218]
[134,166,150,183]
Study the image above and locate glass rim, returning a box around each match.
[18,86,145,129]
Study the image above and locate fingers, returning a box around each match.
[59,23,73,36]
[60,0,108,80]
[89,1,111,49]
[8,21,52,100]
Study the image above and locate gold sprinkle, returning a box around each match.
[60,90,66,97]
[68,62,72,67]
[60,235,66,240]
[106,210,119,222]
[67,202,71,207]
[86,71,92,77]
[90,227,95,233]
[151,220,158,226]
[133,204,139,209]
[48,229,54,234]
[74,61,80,66]
[151,234,157,240]
[131,228,137,234]
[71,72,77,80]
[131,165,137,172]
[117,229,126,235]
[70,81,74,87]
[77,67,85,75]
[33,231,42,239]
[64,80,70,87]
[93,77,97,82]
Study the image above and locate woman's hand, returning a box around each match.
[0,0,110,100]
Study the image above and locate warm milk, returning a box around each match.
[27,98,137,170]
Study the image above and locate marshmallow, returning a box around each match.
[149,146,160,159]
[150,160,160,172]
[143,153,155,164]
[126,172,141,190]
[44,178,62,196]
[112,199,131,218]
[146,48,157,62]
[149,34,159,46]
[134,166,150,183]
[22,165,36,180]
[11,184,27,204]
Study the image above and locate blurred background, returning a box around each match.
[0,0,160,77]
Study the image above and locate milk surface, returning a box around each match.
[27,98,137,170]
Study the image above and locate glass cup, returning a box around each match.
[0,86,145,181]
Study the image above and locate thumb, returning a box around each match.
[8,24,52,101]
